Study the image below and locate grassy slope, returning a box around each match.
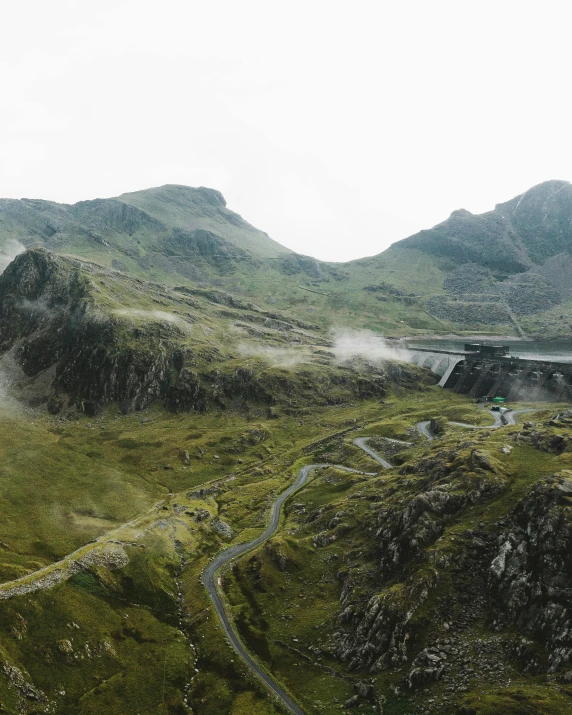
[118,184,290,258]
[0,188,522,338]
[0,386,415,712]
[218,396,572,715]
[0,363,571,713]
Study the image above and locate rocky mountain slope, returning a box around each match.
[399,180,572,273]
[0,248,429,415]
[223,403,572,714]
[377,180,572,332]
[3,180,572,338]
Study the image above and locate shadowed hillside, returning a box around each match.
[2,180,572,338]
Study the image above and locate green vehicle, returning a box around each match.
[491,396,507,411]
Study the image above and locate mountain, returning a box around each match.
[399,179,572,272]
[0,184,290,281]
[0,248,426,415]
[373,180,572,333]
[1,185,572,714]
[2,180,572,341]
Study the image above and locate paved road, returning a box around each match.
[202,407,541,712]
[202,463,375,715]
[505,408,537,425]
[451,408,537,429]
[353,436,413,469]
[353,437,394,468]
[415,421,436,441]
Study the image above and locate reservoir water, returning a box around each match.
[405,339,572,363]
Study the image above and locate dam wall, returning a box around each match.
[407,348,572,401]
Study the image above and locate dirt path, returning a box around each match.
[0,500,165,600]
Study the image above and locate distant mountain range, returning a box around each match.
[400,179,572,272]
[1,180,572,338]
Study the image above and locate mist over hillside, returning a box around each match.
[1,180,572,715]
[2,179,572,339]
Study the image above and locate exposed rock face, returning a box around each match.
[489,474,572,672]
[401,180,572,274]
[0,249,426,414]
[327,451,572,708]
[334,447,508,672]
[405,646,446,690]
[513,413,572,454]
[0,249,173,413]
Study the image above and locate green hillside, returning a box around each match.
[0,185,572,714]
[2,179,572,340]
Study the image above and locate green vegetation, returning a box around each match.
[3,181,572,338]
[1,181,572,712]
[0,382,568,713]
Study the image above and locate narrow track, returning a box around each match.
[353,437,394,468]
[201,405,540,712]
[202,463,375,715]
[451,408,537,429]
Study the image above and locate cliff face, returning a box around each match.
[0,250,169,413]
[399,180,572,274]
[0,249,429,414]
[489,475,572,673]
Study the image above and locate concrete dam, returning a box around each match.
[407,344,572,402]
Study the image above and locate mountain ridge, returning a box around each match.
[396,179,572,272]
[2,179,572,338]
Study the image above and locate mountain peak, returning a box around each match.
[397,178,572,273]
[117,184,227,208]
[496,179,571,212]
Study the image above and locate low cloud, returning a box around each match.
[0,239,26,275]
[0,350,23,414]
[236,343,310,368]
[114,309,192,333]
[332,329,412,363]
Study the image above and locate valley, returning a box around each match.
[0,181,572,714]
[0,387,571,714]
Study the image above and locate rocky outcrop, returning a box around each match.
[488,474,572,672]
[426,296,509,326]
[334,447,508,671]
[0,249,427,414]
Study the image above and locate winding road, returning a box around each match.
[201,406,539,714]
[451,408,537,429]
[353,437,395,468]
[202,464,375,715]
[0,403,541,714]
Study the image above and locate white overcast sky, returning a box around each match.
[1,1,571,261]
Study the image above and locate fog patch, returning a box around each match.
[332,330,412,364]
[114,309,192,333]
[0,239,26,275]
[18,298,52,317]
[0,350,24,414]
[237,343,311,368]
